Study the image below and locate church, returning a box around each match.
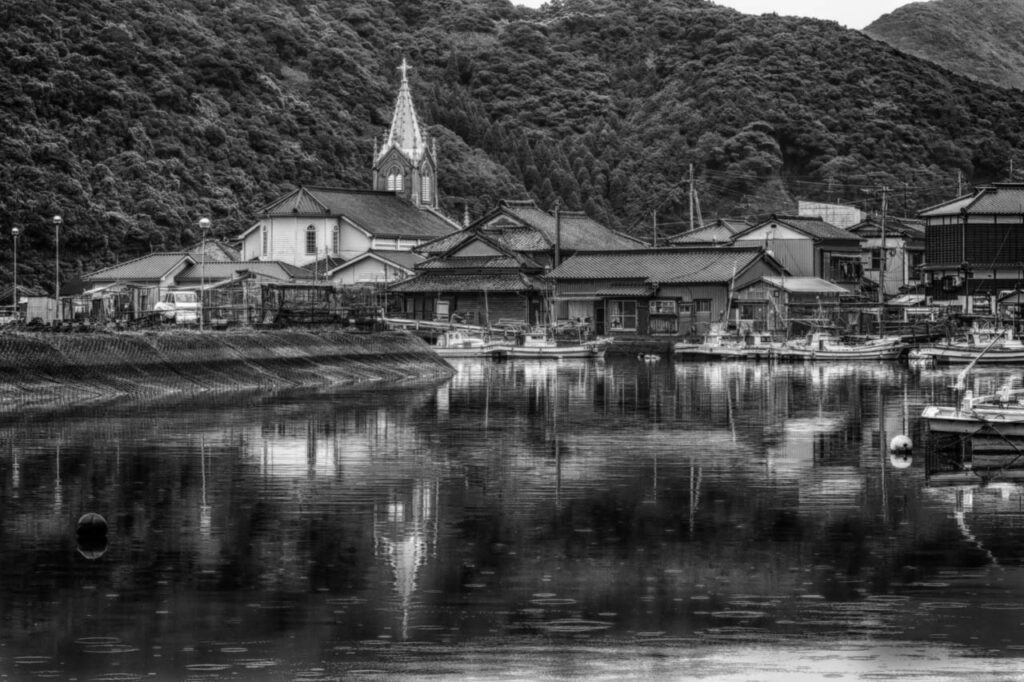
[234,59,460,284]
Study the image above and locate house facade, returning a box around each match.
[547,247,786,337]
[389,200,640,326]
[847,216,925,299]
[732,215,864,293]
[919,183,1024,315]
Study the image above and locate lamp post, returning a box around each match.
[198,217,210,331]
[10,227,19,321]
[53,215,62,321]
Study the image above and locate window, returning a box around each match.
[387,167,403,191]
[305,225,317,255]
[331,225,340,255]
[608,300,637,331]
[421,169,432,203]
[649,299,677,315]
[694,299,712,314]
[261,225,268,257]
[871,249,882,271]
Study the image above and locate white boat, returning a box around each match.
[673,328,780,360]
[501,330,609,359]
[773,332,907,361]
[910,326,1024,364]
[922,386,1024,436]
[433,330,505,358]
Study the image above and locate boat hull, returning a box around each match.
[910,346,1024,364]
[773,345,906,361]
[921,405,1024,436]
[501,344,605,359]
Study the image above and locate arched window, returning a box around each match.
[420,168,432,204]
[331,224,340,255]
[387,167,403,191]
[305,225,317,255]
[261,224,268,257]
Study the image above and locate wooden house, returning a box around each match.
[847,216,925,299]
[547,247,786,337]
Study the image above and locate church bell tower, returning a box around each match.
[372,58,438,209]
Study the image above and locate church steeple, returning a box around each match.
[372,58,438,209]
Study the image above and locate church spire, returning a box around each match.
[379,57,426,164]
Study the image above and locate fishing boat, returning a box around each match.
[921,389,1024,436]
[773,331,907,361]
[909,326,1024,364]
[501,329,610,359]
[433,330,505,358]
[673,326,780,360]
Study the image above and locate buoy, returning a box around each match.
[889,434,912,455]
[889,452,913,469]
[76,512,108,560]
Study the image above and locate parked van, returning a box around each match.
[153,291,199,324]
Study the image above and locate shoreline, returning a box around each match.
[0,328,453,415]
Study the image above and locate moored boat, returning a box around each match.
[909,326,1024,364]
[673,327,780,360]
[922,388,1024,436]
[502,329,610,359]
[773,332,907,361]
[433,330,506,358]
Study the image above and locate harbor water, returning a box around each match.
[3,357,1024,680]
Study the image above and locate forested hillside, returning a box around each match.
[5,0,1024,292]
[865,0,1024,91]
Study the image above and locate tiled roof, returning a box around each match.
[415,230,471,255]
[920,183,1024,217]
[758,215,857,241]
[388,272,548,293]
[306,255,348,278]
[848,216,925,238]
[668,219,747,244]
[761,276,849,294]
[548,248,766,284]
[84,252,193,282]
[486,225,551,251]
[420,255,522,270]
[363,250,424,270]
[176,261,314,283]
[499,200,640,251]
[258,186,459,239]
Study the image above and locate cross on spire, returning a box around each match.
[398,57,412,82]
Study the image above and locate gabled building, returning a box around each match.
[919,183,1024,314]
[666,218,750,246]
[731,215,864,292]
[389,200,641,326]
[547,247,786,337]
[235,59,459,275]
[847,216,925,298]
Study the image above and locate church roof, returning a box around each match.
[254,187,459,240]
[378,58,426,164]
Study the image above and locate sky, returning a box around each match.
[513,1,918,30]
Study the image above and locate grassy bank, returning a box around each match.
[0,329,452,414]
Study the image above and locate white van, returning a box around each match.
[153,291,199,323]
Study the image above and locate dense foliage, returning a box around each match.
[4,0,1024,292]
[866,0,1024,92]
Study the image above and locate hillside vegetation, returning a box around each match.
[4,0,1024,292]
[865,0,1024,91]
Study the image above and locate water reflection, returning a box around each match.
[2,360,1024,677]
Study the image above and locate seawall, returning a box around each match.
[0,329,453,414]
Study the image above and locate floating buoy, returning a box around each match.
[76,512,108,560]
[889,434,913,455]
[889,452,913,469]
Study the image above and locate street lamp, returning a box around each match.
[53,215,62,321]
[11,227,19,321]
[198,217,210,331]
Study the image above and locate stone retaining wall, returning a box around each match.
[0,329,452,414]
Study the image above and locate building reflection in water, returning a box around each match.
[373,478,438,640]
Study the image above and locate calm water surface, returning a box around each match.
[3,357,1024,680]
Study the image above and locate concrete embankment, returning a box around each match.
[0,329,453,413]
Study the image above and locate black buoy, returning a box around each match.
[76,513,108,560]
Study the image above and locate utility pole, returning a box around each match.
[652,209,658,248]
[879,186,888,305]
[688,164,694,232]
